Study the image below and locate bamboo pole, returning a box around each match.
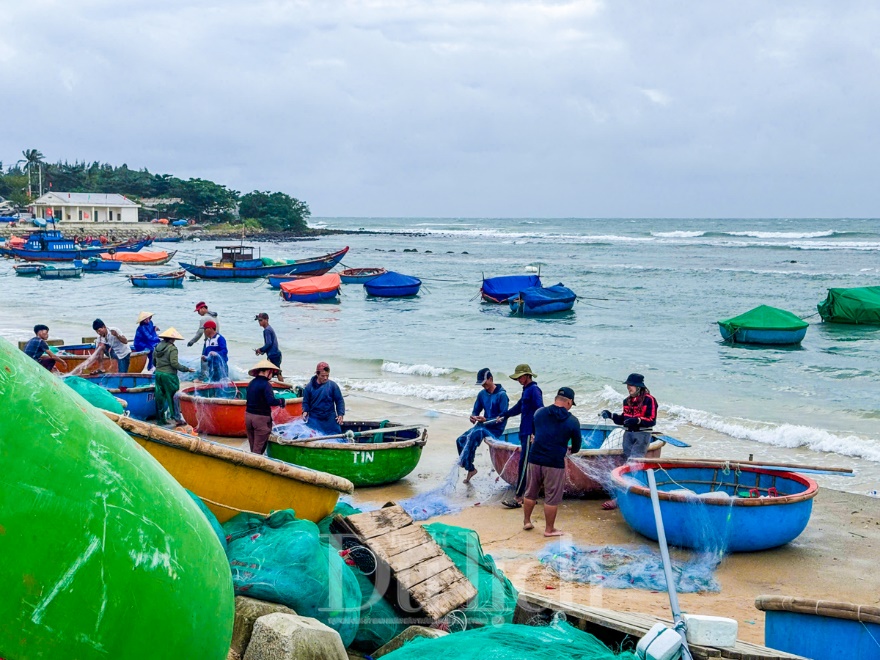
[635,457,853,474]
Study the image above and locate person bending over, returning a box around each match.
[455,368,509,484]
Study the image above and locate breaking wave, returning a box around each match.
[381,361,455,377]
[341,379,474,401]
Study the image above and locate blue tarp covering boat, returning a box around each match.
[82,373,157,420]
[364,271,422,297]
[509,283,576,315]
[480,274,542,303]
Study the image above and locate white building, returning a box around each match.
[31,192,140,224]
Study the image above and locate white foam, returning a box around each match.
[724,230,836,239]
[341,378,474,402]
[652,231,706,238]
[381,361,454,377]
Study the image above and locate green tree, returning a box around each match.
[239,190,310,231]
[173,178,239,222]
[17,149,45,198]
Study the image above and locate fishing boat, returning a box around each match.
[755,596,880,660]
[610,461,818,552]
[267,421,428,487]
[364,271,422,297]
[266,273,313,289]
[38,265,83,279]
[480,274,542,303]
[73,257,123,272]
[105,413,354,523]
[13,262,44,275]
[718,305,809,345]
[340,267,387,284]
[129,269,186,288]
[53,344,149,375]
[509,283,576,315]
[178,381,303,436]
[0,339,233,659]
[817,286,880,325]
[101,249,177,265]
[3,229,153,261]
[82,373,157,419]
[154,236,183,242]
[180,245,349,279]
[485,424,667,497]
[280,273,342,302]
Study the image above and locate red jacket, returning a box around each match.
[612,392,657,431]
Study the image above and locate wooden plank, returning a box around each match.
[343,505,413,540]
[370,526,433,560]
[420,578,478,620]
[408,567,467,602]
[395,555,457,590]
[385,541,444,573]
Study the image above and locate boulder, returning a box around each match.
[243,613,347,660]
[231,596,297,657]
[372,626,449,657]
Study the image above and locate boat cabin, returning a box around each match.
[211,245,262,268]
[24,230,77,254]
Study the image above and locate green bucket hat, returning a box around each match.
[509,363,537,380]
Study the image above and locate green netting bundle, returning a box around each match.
[381,622,638,660]
[63,376,125,414]
[424,523,518,627]
[224,509,360,646]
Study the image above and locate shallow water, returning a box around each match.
[1,217,878,494]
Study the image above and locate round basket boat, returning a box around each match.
[82,373,157,420]
[178,381,303,437]
[611,461,818,552]
[267,421,427,487]
[485,423,666,497]
[53,344,149,375]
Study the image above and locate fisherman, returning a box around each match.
[93,319,132,373]
[22,324,66,371]
[153,328,193,426]
[245,359,288,454]
[523,387,582,537]
[133,311,161,370]
[187,302,220,347]
[254,312,284,382]
[302,362,345,436]
[455,368,509,484]
[496,364,544,508]
[200,320,228,382]
[600,373,658,510]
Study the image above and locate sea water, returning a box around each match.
[1,217,878,493]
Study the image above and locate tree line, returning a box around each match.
[0,150,310,232]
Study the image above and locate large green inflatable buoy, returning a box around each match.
[0,339,234,659]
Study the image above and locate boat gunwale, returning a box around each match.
[611,461,819,507]
[484,434,665,457]
[80,372,156,394]
[754,595,880,625]
[269,432,427,451]
[178,381,300,406]
[102,249,177,264]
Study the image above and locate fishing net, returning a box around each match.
[538,543,720,593]
[185,489,227,552]
[224,509,360,647]
[424,523,519,626]
[399,464,464,521]
[63,376,125,414]
[380,621,638,660]
[273,420,323,441]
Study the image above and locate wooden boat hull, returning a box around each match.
[13,263,43,275]
[7,237,153,261]
[180,247,349,280]
[267,422,426,487]
[106,413,353,523]
[54,345,149,374]
[179,382,303,436]
[756,596,880,660]
[340,268,386,284]
[129,270,186,288]
[39,266,83,279]
[82,373,157,419]
[486,424,665,497]
[719,325,808,345]
[281,288,340,302]
[611,462,818,552]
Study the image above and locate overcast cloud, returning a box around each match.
[1,0,878,217]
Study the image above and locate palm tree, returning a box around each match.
[17,149,45,198]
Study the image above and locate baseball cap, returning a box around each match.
[254,313,269,321]
[475,368,492,385]
[203,320,217,330]
[556,386,576,405]
[194,301,207,312]
[316,361,330,373]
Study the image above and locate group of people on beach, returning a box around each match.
[455,366,657,537]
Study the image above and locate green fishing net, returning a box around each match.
[64,376,125,414]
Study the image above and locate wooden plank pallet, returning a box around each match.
[513,592,806,660]
[331,503,477,621]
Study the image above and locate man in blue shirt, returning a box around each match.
[302,361,345,435]
[497,363,544,508]
[254,312,284,382]
[23,324,66,371]
[456,368,509,484]
[200,320,228,382]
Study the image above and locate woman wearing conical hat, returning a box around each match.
[245,359,288,454]
[133,311,161,370]
[154,328,193,426]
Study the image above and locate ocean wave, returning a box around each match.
[341,379,474,401]
[651,231,706,238]
[381,361,455,377]
[723,230,836,239]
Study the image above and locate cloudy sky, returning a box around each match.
[1,1,878,217]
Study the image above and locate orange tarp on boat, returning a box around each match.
[279,273,341,295]
[100,251,169,262]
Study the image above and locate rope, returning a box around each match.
[197,496,267,517]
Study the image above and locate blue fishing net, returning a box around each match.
[538,543,720,593]
[399,464,464,521]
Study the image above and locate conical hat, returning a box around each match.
[158,327,183,340]
[136,311,154,324]
[248,358,282,377]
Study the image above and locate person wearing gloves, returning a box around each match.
[245,359,287,454]
[133,311,161,369]
[153,327,193,426]
[200,320,228,382]
[600,373,658,510]
[302,362,345,436]
[497,364,543,508]
[455,368,509,484]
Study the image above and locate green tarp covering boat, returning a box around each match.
[0,338,234,659]
[817,286,880,325]
[718,305,809,345]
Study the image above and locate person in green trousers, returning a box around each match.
[153,327,193,426]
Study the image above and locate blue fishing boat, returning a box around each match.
[718,305,808,345]
[280,273,341,302]
[340,267,386,284]
[364,271,422,297]
[4,230,153,261]
[74,258,123,272]
[509,283,576,315]
[266,273,314,289]
[82,373,157,420]
[129,269,186,288]
[13,262,44,276]
[154,236,183,243]
[611,461,818,552]
[179,245,349,279]
[32,217,47,228]
[755,596,880,660]
[171,219,188,227]
[480,274,541,303]
[39,265,83,280]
